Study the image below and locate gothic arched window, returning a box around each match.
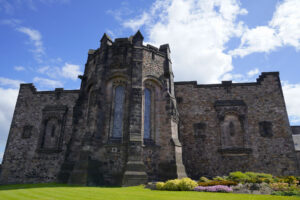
[144,88,151,139]
[111,85,125,138]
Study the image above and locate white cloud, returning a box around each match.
[123,12,150,31]
[282,82,300,124]
[123,0,247,83]
[247,68,259,77]
[17,26,44,61]
[37,63,82,81]
[0,87,18,163]
[270,0,300,49]
[33,77,63,88]
[230,26,282,57]
[0,77,23,88]
[14,66,26,71]
[61,63,82,80]
[231,0,300,57]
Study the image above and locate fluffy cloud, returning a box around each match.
[270,0,300,49]
[37,63,82,81]
[231,0,300,57]
[230,26,282,57]
[247,68,259,77]
[61,63,82,80]
[0,77,23,88]
[123,0,247,83]
[282,82,300,124]
[33,77,63,88]
[0,87,18,163]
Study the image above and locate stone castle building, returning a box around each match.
[1,31,300,186]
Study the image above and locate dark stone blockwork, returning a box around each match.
[0,32,300,185]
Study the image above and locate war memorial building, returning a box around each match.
[1,31,300,186]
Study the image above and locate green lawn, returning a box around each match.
[0,184,299,200]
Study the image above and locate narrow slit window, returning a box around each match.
[112,86,125,138]
[144,88,151,139]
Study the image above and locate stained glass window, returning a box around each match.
[144,88,151,139]
[112,86,125,138]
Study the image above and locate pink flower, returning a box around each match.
[194,185,233,193]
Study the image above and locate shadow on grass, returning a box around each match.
[0,183,122,191]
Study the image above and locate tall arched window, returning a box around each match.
[112,85,125,138]
[144,88,151,139]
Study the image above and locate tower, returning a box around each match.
[63,31,187,186]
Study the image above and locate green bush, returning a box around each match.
[155,178,197,191]
[228,171,251,183]
[245,172,273,183]
[163,179,180,191]
[227,171,274,184]
[199,177,210,183]
[198,180,237,186]
[178,178,198,191]
[274,176,298,185]
[156,182,165,190]
[213,176,226,181]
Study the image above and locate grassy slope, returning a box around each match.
[0,184,299,200]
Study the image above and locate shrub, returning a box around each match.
[156,182,165,190]
[199,177,210,183]
[269,182,290,191]
[178,178,198,191]
[228,171,250,183]
[163,179,180,191]
[283,176,298,185]
[198,180,237,186]
[213,176,226,181]
[245,172,273,183]
[195,185,233,193]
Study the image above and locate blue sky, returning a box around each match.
[0,0,300,162]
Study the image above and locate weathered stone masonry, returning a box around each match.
[175,74,299,179]
[0,31,299,185]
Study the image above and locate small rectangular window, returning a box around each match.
[22,125,33,139]
[259,121,273,138]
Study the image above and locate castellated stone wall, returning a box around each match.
[0,84,79,184]
[175,72,299,179]
[1,32,299,186]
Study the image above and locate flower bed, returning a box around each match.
[194,185,233,193]
[155,171,300,196]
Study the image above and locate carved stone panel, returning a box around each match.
[214,100,249,154]
[37,105,68,153]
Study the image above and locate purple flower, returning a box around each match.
[194,185,233,193]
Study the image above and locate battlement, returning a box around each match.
[88,31,170,59]
[20,83,80,94]
[175,72,280,88]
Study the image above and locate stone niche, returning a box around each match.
[37,105,68,153]
[214,100,252,156]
